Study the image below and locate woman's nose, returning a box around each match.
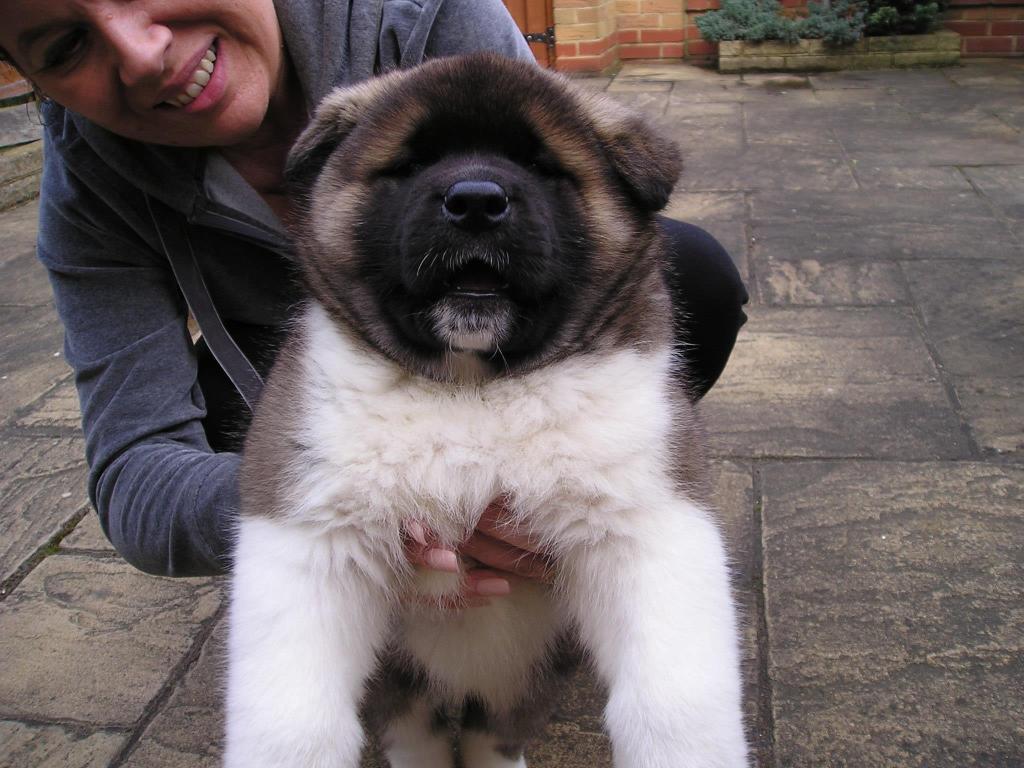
[102,9,172,87]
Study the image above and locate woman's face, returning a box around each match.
[1,0,286,148]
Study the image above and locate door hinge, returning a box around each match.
[524,26,556,48]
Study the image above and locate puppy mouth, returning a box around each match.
[442,259,509,299]
[423,259,514,353]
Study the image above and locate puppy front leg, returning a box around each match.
[561,504,748,768]
[225,518,394,768]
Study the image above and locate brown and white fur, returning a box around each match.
[225,55,747,768]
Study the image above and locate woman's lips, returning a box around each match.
[164,41,218,108]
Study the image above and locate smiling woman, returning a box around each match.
[2,0,292,151]
[0,0,748,585]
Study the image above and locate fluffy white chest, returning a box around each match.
[287,304,679,547]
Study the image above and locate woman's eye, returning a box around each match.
[42,28,88,71]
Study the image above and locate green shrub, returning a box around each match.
[864,0,943,35]
[696,0,801,44]
[795,0,867,45]
[697,0,943,45]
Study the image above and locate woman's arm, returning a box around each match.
[38,136,236,577]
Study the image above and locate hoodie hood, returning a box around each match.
[42,0,408,217]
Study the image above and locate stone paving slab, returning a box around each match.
[678,143,858,193]
[123,621,226,768]
[963,165,1024,222]
[0,436,88,583]
[761,461,1024,767]
[748,189,1020,305]
[0,721,125,768]
[62,511,115,552]
[15,378,83,431]
[701,306,971,459]
[710,460,772,766]
[0,555,221,726]
[0,249,57,308]
[0,202,50,308]
[0,199,38,264]
[847,163,972,191]
[0,305,71,420]
[0,103,43,149]
[902,259,1024,455]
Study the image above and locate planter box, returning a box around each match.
[718,29,960,72]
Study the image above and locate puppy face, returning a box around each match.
[287,54,681,380]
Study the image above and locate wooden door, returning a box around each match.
[502,0,556,68]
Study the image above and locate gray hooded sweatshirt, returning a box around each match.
[36,0,534,576]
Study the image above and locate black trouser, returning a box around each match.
[659,217,749,399]
[198,219,748,449]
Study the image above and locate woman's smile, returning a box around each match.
[0,0,290,149]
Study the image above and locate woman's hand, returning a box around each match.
[402,500,554,607]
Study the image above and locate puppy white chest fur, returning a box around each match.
[289,303,679,544]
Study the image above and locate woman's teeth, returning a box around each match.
[166,46,217,107]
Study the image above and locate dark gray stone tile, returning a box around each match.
[807,69,910,90]
[0,555,222,726]
[566,76,611,91]
[904,259,1024,380]
[842,138,1023,169]
[850,164,972,191]
[668,82,747,104]
[964,165,1024,221]
[743,102,841,151]
[701,307,971,459]
[955,377,1023,456]
[0,200,39,266]
[619,63,730,84]
[945,61,1024,88]
[14,378,82,431]
[126,621,226,768]
[748,190,1020,304]
[710,461,771,766]
[903,259,1024,454]
[991,102,1024,133]
[0,436,88,582]
[762,461,1024,768]
[61,511,114,552]
[0,251,53,308]
[753,232,908,305]
[657,103,746,155]
[0,720,124,768]
[606,80,672,94]
[679,144,857,193]
[0,304,71,420]
[0,104,44,149]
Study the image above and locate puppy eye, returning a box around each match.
[528,152,568,180]
[379,155,422,179]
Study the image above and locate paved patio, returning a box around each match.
[1,59,1022,768]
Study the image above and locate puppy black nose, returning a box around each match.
[443,181,509,229]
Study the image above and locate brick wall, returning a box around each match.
[943,0,1024,56]
[553,0,619,72]
[554,0,716,71]
[551,0,1023,71]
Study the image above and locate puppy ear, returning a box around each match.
[584,96,682,212]
[285,72,405,197]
